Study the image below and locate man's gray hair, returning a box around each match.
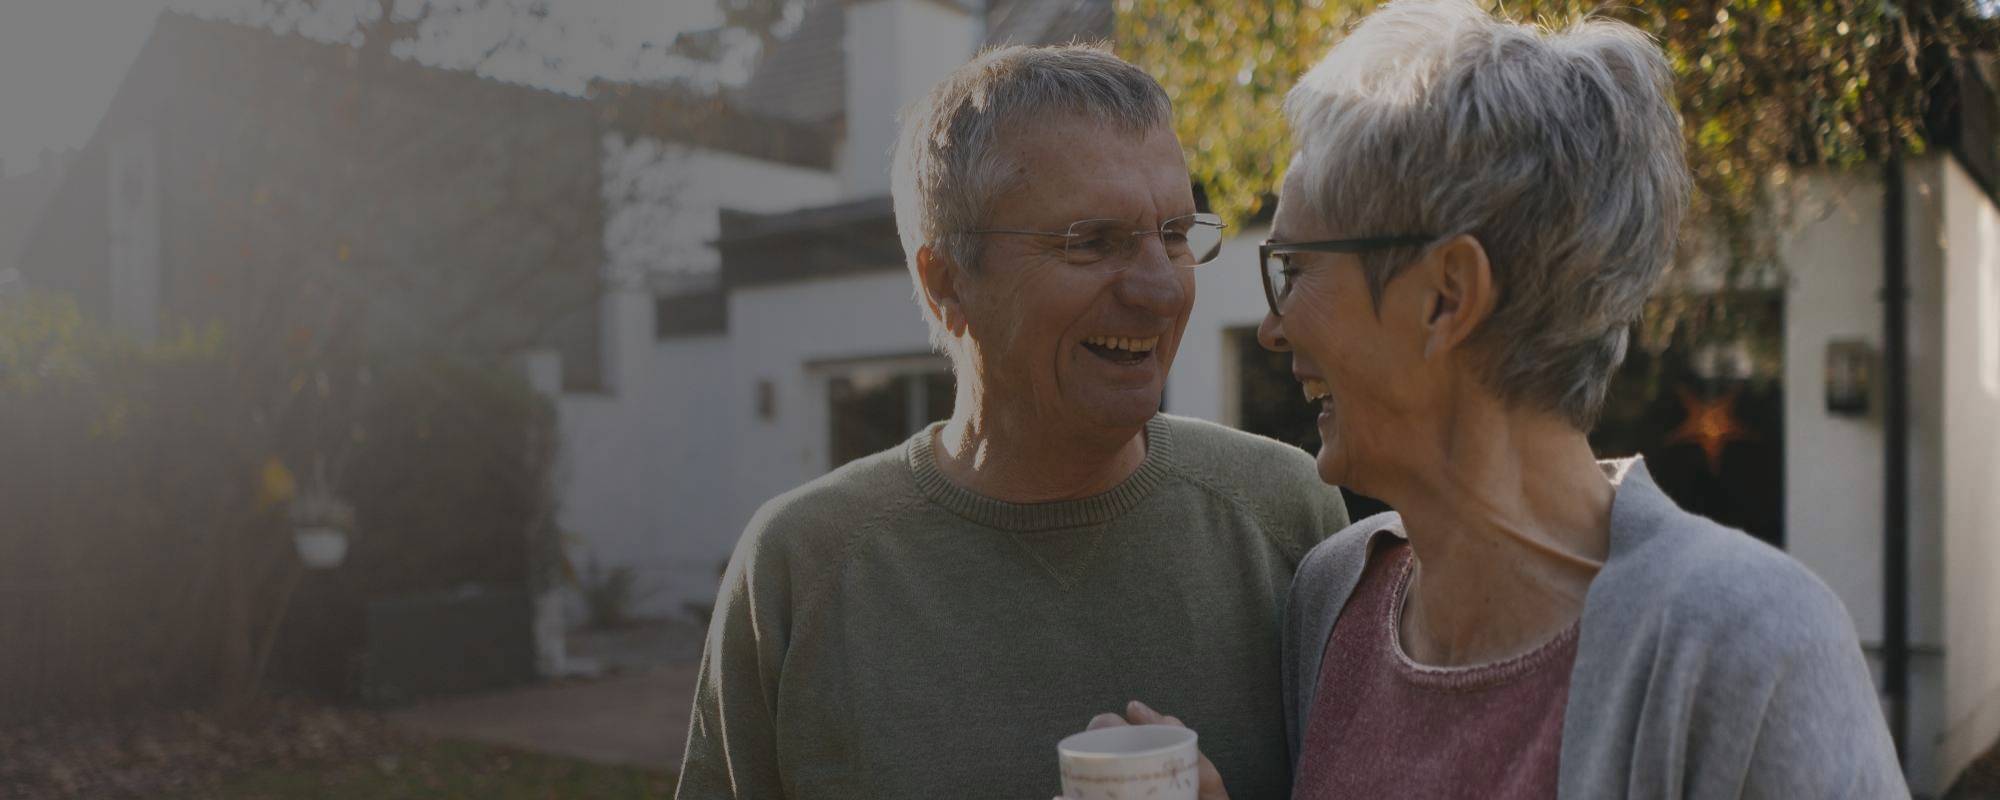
[891,43,1173,351]
[1284,0,1691,429]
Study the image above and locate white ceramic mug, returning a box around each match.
[1056,724,1200,800]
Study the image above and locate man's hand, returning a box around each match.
[1080,700,1230,800]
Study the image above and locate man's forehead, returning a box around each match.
[989,122,1187,220]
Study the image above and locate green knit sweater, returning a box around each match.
[674,414,1350,799]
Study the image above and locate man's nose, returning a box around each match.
[1112,238,1188,315]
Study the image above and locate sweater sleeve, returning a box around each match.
[1259,443,1352,564]
[1738,614,1907,799]
[674,508,796,800]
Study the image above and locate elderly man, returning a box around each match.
[674,44,1349,799]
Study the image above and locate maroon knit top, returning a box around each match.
[1294,540,1579,799]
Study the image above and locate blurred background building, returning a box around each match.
[557,2,2000,793]
[3,0,1998,795]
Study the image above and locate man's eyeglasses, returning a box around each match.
[1258,235,1435,317]
[963,213,1226,271]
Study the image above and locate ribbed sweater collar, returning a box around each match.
[905,415,1176,532]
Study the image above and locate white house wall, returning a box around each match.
[725,269,936,545]
[1939,155,2000,788]
[1783,162,1950,792]
[559,139,843,618]
[601,136,843,279]
[1170,224,1276,424]
[1783,169,1895,641]
[556,333,738,619]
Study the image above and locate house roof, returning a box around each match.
[731,0,1115,127]
[590,81,836,170]
[712,0,1118,280]
[126,12,832,170]
[733,0,850,126]
[984,0,1116,47]
[714,196,904,288]
[22,11,617,388]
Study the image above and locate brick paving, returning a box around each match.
[386,619,706,772]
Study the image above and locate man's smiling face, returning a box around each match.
[954,115,1198,433]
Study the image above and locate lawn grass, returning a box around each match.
[189,738,672,799]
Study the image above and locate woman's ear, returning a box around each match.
[1418,234,1496,361]
[916,244,969,337]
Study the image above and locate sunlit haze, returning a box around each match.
[0,0,736,176]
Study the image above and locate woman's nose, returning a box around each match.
[1256,309,1290,352]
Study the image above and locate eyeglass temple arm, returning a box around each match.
[1263,235,1433,255]
[967,218,1227,238]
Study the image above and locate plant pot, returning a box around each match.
[293,526,350,570]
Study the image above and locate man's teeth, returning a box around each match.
[1084,335,1160,353]
[1301,378,1331,403]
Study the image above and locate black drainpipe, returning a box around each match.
[1881,151,1910,765]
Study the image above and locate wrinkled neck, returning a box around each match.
[1385,399,1614,667]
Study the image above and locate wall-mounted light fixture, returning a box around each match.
[756,379,777,422]
[1825,339,1874,417]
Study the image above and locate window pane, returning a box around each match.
[828,367,954,469]
[829,373,911,468]
[922,371,955,424]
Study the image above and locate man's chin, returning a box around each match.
[1075,390,1163,431]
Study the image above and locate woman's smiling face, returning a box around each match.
[1257,168,1436,493]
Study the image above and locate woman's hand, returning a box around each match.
[1083,700,1230,800]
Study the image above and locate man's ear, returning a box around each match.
[916,244,969,337]
[1417,234,1496,361]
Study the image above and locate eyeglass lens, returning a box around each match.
[1262,251,1292,309]
[1061,215,1222,268]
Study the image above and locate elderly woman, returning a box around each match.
[1095,1,1906,797]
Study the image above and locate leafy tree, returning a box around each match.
[1117,0,1998,339]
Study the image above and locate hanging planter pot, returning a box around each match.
[293,526,350,570]
[288,488,356,571]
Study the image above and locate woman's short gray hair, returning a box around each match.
[1284,0,1690,429]
[891,43,1172,351]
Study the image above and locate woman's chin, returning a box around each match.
[1314,444,1346,488]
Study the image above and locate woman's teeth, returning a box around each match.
[1083,335,1159,353]
[1301,379,1331,403]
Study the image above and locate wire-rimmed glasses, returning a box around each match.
[964,212,1226,270]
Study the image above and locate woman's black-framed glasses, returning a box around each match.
[1258,235,1435,317]
[964,213,1226,271]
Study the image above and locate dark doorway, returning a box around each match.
[1592,303,1786,548]
[828,367,955,469]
